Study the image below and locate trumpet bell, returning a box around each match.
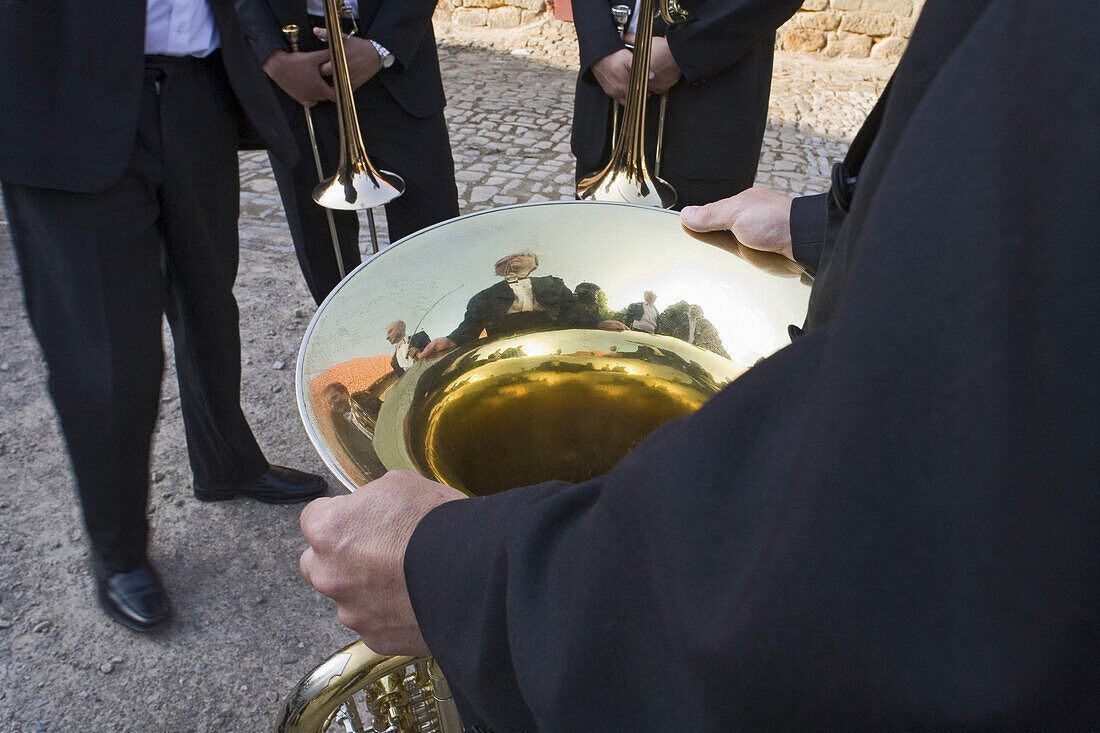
[313,167,405,211]
[296,200,810,495]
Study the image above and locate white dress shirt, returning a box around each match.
[393,337,416,370]
[144,0,219,57]
[308,0,359,17]
[506,278,545,314]
[633,302,658,333]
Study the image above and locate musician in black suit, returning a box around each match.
[295,0,1099,727]
[0,0,326,632]
[236,0,460,304]
[572,0,803,208]
[417,252,605,359]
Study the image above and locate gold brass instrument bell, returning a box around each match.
[280,201,811,732]
[288,0,404,264]
[576,0,690,208]
[312,0,404,213]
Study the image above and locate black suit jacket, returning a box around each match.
[236,0,445,118]
[448,277,599,345]
[0,0,296,192]
[406,1,1100,729]
[571,0,802,181]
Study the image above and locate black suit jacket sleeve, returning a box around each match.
[236,0,444,117]
[574,0,802,83]
[237,0,435,68]
[405,1,1100,729]
[665,0,802,83]
[365,0,438,70]
[235,0,288,63]
[789,192,828,276]
[573,0,630,78]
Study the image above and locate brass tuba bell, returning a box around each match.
[280,201,811,732]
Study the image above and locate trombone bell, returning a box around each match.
[313,0,405,212]
[576,165,676,208]
[313,167,404,211]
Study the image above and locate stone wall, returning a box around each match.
[435,0,924,59]
[777,0,925,59]
[436,0,547,30]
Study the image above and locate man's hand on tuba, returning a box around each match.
[299,470,465,657]
[681,187,796,261]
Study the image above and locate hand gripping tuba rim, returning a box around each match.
[284,201,811,732]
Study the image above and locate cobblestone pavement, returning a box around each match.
[0,20,893,732]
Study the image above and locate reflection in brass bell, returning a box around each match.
[280,201,811,733]
[297,201,810,494]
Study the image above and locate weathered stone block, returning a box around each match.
[510,0,545,10]
[796,11,840,31]
[463,0,505,9]
[782,28,827,52]
[863,0,912,14]
[800,0,829,10]
[839,12,894,36]
[488,5,523,28]
[896,15,918,37]
[453,7,488,26]
[831,0,863,11]
[870,35,907,58]
[826,32,872,58]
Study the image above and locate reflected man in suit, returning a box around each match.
[418,253,609,359]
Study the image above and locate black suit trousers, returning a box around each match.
[270,76,459,304]
[3,55,268,568]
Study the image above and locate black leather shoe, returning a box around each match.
[93,558,170,632]
[193,465,327,504]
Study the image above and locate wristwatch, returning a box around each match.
[369,40,395,69]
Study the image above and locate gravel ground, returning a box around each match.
[0,20,893,732]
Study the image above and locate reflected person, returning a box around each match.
[386,320,429,376]
[659,301,728,358]
[418,253,618,359]
[623,290,660,334]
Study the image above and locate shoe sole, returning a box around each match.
[193,485,326,504]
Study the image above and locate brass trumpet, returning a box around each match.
[575,0,690,208]
[313,0,404,257]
